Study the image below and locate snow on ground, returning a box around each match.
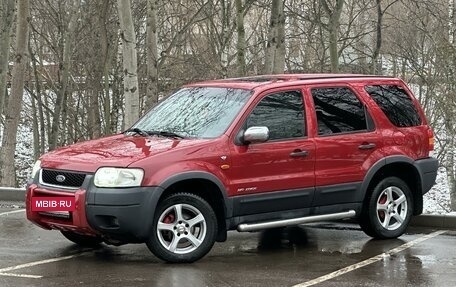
[15,116,35,187]
[1,90,35,188]
[423,167,451,214]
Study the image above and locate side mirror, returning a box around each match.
[243,126,269,144]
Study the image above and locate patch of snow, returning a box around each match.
[423,167,451,214]
[1,89,35,187]
[15,91,35,187]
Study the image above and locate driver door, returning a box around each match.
[227,88,316,216]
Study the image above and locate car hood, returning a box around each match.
[40,134,210,173]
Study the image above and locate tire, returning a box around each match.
[61,231,103,247]
[146,193,218,263]
[359,176,413,239]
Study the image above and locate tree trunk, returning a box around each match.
[272,0,285,74]
[87,88,99,139]
[450,0,455,45]
[355,5,368,73]
[372,0,383,74]
[32,40,46,155]
[31,91,40,160]
[49,0,78,150]
[88,0,109,139]
[220,0,230,78]
[145,0,159,110]
[448,0,456,209]
[449,148,456,211]
[98,0,112,135]
[264,0,280,74]
[321,0,344,73]
[0,0,15,119]
[392,55,397,77]
[236,0,246,76]
[87,2,105,141]
[28,40,44,158]
[89,89,101,139]
[0,0,30,187]
[117,0,140,128]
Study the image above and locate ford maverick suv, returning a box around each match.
[26,74,438,263]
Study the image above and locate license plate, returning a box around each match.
[31,197,76,212]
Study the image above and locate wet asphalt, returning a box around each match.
[0,203,455,287]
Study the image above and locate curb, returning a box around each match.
[410,214,456,229]
[0,187,26,202]
[0,188,454,229]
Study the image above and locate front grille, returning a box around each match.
[41,169,86,188]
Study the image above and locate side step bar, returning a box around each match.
[237,210,356,232]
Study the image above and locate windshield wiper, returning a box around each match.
[148,130,185,139]
[123,128,150,137]
[124,128,185,139]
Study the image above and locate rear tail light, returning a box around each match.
[428,128,434,152]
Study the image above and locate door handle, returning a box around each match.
[290,149,309,158]
[358,143,376,150]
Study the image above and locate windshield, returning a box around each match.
[133,87,252,138]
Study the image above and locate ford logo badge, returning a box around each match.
[56,175,66,183]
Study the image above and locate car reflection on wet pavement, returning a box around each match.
[0,205,455,287]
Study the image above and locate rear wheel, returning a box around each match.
[146,193,217,263]
[60,231,103,247]
[360,177,413,239]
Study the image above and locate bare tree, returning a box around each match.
[145,0,159,110]
[265,0,286,74]
[48,0,79,150]
[371,0,399,74]
[118,0,140,128]
[0,0,30,186]
[0,0,15,118]
[28,38,46,157]
[236,0,247,76]
[320,0,344,73]
[98,0,114,135]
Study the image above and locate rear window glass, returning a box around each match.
[364,85,421,127]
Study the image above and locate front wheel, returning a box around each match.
[146,193,218,263]
[360,177,413,239]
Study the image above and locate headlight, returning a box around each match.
[31,160,41,179]
[94,167,144,188]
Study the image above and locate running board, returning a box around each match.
[237,210,356,232]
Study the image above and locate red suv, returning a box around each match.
[26,74,438,262]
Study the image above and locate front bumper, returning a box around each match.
[26,184,97,236]
[26,175,164,242]
[85,185,163,242]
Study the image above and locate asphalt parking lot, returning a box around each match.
[1,203,455,287]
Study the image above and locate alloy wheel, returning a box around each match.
[376,186,408,231]
[156,203,207,254]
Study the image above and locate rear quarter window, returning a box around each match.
[364,85,422,127]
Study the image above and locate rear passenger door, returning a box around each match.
[307,85,383,206]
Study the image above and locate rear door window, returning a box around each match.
[311,87,368,135]
[364,85,422,127]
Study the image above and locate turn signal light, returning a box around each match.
[428,128,434,152]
